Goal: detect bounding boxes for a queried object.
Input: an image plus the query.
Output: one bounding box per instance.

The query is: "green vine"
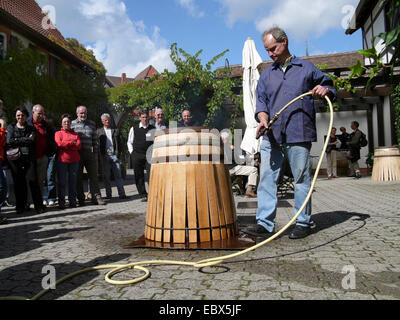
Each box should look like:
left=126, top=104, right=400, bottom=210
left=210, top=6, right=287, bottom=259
left=106, top=43, right=243, bottom=130
left=0, top=41, right=108, bottom=125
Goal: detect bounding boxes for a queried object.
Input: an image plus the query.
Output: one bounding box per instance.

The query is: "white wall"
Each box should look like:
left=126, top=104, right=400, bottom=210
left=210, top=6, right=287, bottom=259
left=312, top=110, right=369, bottom=169
left=363, top=4, right=394, bottom=65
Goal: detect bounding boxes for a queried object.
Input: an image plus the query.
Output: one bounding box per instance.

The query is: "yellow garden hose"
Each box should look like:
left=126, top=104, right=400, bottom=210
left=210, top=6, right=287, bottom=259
left=1, top=91, right=334, bottom=300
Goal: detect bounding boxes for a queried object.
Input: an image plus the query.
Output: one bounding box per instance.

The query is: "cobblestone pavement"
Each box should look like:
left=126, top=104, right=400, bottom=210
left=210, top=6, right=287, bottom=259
left=0, top=170, right=399, bottom=301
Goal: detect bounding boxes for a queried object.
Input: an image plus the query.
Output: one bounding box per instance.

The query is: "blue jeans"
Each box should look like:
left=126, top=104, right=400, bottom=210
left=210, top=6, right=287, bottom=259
left=43, top=155, right=57, bottom=202
left=102, top=154, right=126, bottom=197
left=0, top=159, right=7, bottom=211
left=57, top=161, right=79, bottom=205
left=256, top=140, right=313, bottom=232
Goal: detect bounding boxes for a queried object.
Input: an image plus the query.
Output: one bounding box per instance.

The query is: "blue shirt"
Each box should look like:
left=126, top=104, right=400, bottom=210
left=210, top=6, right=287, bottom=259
left=255, top=56, right=336, bottom=144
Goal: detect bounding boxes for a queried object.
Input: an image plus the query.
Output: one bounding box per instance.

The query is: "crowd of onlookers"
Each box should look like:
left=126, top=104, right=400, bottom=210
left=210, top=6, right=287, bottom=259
left=0, top=100, right=204, bottom=225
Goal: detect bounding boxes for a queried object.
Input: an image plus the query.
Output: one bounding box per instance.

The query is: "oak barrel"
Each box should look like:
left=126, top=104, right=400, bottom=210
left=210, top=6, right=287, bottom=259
left=371, top=146, right=400, bottom=181
left=145, top=127, right=237, bottom=244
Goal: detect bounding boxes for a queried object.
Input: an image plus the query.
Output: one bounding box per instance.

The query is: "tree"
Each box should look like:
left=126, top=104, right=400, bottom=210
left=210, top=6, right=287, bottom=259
left=107, top=43, right=243, bottom=129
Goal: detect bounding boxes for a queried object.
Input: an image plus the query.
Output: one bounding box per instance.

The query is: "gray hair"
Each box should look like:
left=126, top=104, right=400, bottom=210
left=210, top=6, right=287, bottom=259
left=262, top=26, right=288, bottom=43
left=76, top=106, right=87, bottom=112
left=32, top=104, right=44, bottom=112
left=101, top=113, right=111, bottom=120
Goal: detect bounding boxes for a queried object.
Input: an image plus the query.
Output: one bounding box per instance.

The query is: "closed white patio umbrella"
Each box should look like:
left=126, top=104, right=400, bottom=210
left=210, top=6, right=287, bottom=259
left=240, top=37, right=263, bottom=155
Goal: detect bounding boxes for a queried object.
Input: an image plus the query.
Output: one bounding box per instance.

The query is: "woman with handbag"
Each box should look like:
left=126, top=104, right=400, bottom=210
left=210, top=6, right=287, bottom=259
left=6, top=108, right=45, bottom=214
left=55, top=114, right=81, bottom=209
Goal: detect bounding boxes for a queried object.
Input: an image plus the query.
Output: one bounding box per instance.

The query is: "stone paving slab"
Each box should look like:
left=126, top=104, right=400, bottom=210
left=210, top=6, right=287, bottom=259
left=0, top=171, right=400, bottom=301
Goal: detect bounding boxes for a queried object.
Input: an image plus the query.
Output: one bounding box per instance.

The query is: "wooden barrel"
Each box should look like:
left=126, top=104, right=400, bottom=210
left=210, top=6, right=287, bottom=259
left=371, top=146, right=400, bottom=181
left=145, top=127, right=237, bottom=244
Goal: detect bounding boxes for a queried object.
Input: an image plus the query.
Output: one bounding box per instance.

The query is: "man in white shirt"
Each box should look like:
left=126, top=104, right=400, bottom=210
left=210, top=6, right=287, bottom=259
left=97, top=113, right=127, bottom=200
left=127, top=111, right=155, bottom=201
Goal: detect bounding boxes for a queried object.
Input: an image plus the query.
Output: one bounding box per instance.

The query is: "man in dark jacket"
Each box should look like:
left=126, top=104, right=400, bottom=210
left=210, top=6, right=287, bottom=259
left=346, top=121, right=362, bottom=179
left=30, top=104, right=56, bottom=207
left=97, top=113, right=127, bottom=199
left=127, top=111, right=155, bottom=202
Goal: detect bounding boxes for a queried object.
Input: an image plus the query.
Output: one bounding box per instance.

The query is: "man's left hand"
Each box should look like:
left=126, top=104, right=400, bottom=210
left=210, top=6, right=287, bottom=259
left=312, top=85, right=329, bottom=99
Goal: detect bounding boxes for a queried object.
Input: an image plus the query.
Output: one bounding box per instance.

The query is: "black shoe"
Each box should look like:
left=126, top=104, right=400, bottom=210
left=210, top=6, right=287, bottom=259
left=243, top=224, right=274, bottom=238
left=78, top=200, right=86, bottom=207
left=141, top=196, right=148, bottom=202
left=289, top=225, right=312, bottom=239
left=0, top=217, right=8, bottom=225
left=119, top=195, right=128, bottom=200
left=354, top=172, right=361, bottom=179
left=35, top=207, right=45, bottom=214
left=69, top=203, right=77, bottom=208
left=58, top=204, right=66, bottom=210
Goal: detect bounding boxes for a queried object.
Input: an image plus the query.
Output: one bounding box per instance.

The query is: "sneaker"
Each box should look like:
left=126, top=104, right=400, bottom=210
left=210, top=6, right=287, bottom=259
left=94, top=196, right=106, bottom=205
left=48, top=200, right=55, bottom=206
left=141, top=195, right=148, bottom=202
left=355, top=172, right=361, bottom=179
left=0, top=217, right=7, bottom=225
left=43, top=200, right=48, bottom=206
left=289, top=225, right=312, bottom=239
left=243, top=224, right=274, bottom=238
left=4, top=200, right=13, bottom=207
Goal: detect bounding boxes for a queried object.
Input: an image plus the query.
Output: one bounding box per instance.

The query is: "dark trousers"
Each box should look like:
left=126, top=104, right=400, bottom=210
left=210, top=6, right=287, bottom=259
left=132, top=152, right=150, bottom=196
left=57, top=161, right=79, bottom=206
left=0, top=159, right=7, bottom=210
left=77, top=149, right=101, bottom=202
left=8, top=156, right=43, bottom=211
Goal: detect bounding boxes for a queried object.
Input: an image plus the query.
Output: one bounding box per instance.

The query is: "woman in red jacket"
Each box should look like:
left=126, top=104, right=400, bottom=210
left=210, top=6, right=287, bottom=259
left=55, top=114, right=81, bottom=209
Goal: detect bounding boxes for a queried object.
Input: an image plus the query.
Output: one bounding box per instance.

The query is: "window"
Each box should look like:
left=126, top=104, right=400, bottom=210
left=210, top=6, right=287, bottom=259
left=49, top=55, right=61, bottom=78
left=0, top=33, right=6, bottom=60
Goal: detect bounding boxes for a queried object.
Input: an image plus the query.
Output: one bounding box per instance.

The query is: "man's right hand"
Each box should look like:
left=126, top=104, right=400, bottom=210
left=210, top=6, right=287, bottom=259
left=256, top=112, right=270, bottom=138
